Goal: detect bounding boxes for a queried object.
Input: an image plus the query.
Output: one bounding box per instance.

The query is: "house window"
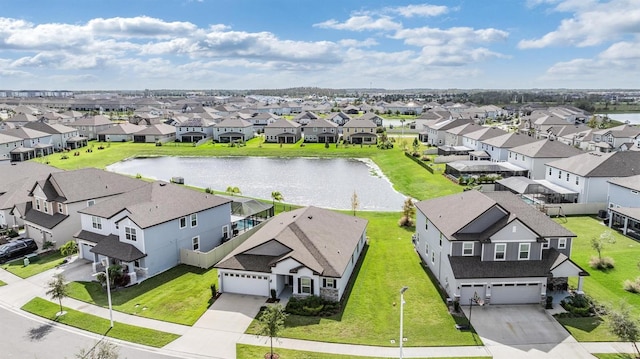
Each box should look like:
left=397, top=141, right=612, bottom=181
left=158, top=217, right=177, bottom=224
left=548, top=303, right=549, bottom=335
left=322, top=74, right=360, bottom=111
left=439, top=233, right=443, bottom=246
left=36, top=199, right=41, bottom=211
left=425, top=243, right=429, bottom=256
left=87, top=199, right=95, bottom=207
left=558, top=170, right=562, bottom=179
left=300, top=278, right=312, bottom=294
left=518, top=243, right=530, bottom=260
left=576, top=177, right=579, bottom=185
left=190, top=213, right=197, bottom=227
left=58, top=203, right=64, bottom=214
left=558, top=238, right=567, bottom=249
left=125, top=227, right=137, bottom=241
left=222, top=225, right=229, bottom=240
left=92, top=216, right=102, bottom=230
left=431, top=251, right=435, bottom=263
left=192, top=236, right=200, bottom=251
left=425, top=220, right=428, bottom=230
left=179, top=217, right=187, bottom=229
left=462, top=242, right=474, bottom=256
left=323, top=278, right=336, bottom=288
left=542, top=241, right=550, bottom=249
left=495, top=243, right=506, bottom=260
left=566, top=173, right=570, bottom=181
left=43, top=202, right=48, bottom=213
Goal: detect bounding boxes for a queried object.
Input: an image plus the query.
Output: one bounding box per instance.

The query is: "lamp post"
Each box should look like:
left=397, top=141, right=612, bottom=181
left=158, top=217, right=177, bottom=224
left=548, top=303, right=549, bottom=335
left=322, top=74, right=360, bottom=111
left=92, top=257, right=114, bottom=328
left=399, top=286, right=409, bottom=359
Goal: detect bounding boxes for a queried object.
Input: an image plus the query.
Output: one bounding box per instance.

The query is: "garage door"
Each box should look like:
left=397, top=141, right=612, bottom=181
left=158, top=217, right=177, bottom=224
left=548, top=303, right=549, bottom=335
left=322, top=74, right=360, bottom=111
left=80, top=243, right=94, bottom=260
left=490, top=282, right=541, bottom=304
left=221, top=272, right=270, bottom=297
left=460, top=284, right=486, bottom=306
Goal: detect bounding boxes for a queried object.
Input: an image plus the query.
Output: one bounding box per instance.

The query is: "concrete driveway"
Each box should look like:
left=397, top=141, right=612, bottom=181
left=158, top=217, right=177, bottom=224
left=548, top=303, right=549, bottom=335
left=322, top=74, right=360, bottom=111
left=164, top=293, right=266, bottom=359
left=464, top=304, right=595, bottom=358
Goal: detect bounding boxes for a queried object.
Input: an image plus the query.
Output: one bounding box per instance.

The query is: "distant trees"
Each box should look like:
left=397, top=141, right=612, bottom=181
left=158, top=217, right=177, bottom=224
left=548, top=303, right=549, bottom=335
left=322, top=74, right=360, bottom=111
left=226, top=186, right=241, bottom=196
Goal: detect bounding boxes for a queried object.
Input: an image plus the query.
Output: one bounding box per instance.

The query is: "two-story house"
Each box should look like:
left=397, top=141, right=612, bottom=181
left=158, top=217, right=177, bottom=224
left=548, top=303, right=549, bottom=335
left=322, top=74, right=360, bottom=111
left=607, top=175, right=640, bottom=238
left=13, top=168, right=147, bottom=249
left=414, top=190, right=588, bottom=305
left=2, top=127, right=55, bottom=161
left=74, top=181, right=231, bottom=283
left=133, top=124, right=176, bottom=143
left=175, top=117, right=215, bottom=143
left=213, top=118, right=254, bottom=143
left=68, top=115, right=114, bottom=140
left=478, top=132, right=536, bottom=162
left=342, top=119, right=377, bottom=145
left=303, top=119, right=338, bottom=143
left=590, top=124, right=640, bottom=153
left=23, top=122, right=83, bottom=151
left=216, top=206, right=367, bottom=301
left=327, top=112, right=351, bottom=126
left=0, top=133, right=24, bottom=162
left=507, top=139, right=583, bottom=180
left=264, top=118, right=302, bottom=144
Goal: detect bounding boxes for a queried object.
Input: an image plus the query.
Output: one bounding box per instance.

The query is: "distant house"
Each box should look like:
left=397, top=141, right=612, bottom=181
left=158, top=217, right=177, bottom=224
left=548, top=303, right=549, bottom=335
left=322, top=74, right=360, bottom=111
left=507, top=139, right=583, bottom=180
left=478, top=132, right=536, bottom=162
left=293, top=111, right=320, bottom=126
left=68, top=115, right=114, bottom=140
left=356, top=112, right=384, bottom=127
left=0, top=133, right=24, bottom=162
left=175, top=118, right=215, bottom=143
left=133, top=124, right=176, bottom=143
left=414, top=190, right=588, bottom=305
left=303, top=119, right=338, bottom=143
left=98, top=123, right=146, bottom=142
left=23, top=122, right=84, bottom=151
left=213, top=118, right=254, bottom=143
left=75, top=181, right=232, bottom=283
left=327, top=112, right=351, bottom=126
left=342, top=119, right=377, bottom=145
left=590, top=124, right=640, bottom=153
left=264, top=118, right=302, bottom=144
left=216, top=206, right=368, bottom=301
left=2, top=127, right=55, bottom=161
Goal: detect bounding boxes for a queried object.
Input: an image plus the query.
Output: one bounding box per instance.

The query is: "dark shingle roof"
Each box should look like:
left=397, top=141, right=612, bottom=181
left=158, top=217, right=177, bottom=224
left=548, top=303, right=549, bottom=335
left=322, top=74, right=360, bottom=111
left=509, top=139, right=583, bottom=158
left=90, top=235, right=146, bottom=262
left=21, top=202, right=68, bottom=229
left=547, top=151, right=640, bottom=177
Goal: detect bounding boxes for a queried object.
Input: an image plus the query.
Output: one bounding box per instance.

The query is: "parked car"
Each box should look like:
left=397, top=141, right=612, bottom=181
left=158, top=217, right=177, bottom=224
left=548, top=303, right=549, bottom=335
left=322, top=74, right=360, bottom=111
left=0, top=238, right=38, bottom=263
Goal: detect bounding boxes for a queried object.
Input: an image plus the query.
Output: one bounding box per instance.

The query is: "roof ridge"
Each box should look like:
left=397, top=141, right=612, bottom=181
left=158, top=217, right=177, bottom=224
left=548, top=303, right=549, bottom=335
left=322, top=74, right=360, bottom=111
left=288, top=219, right=335, bottom=276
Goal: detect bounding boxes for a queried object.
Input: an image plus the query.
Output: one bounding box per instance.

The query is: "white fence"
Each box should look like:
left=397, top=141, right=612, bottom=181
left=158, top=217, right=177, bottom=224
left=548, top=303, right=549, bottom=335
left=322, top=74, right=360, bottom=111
left=542, top=202, right=606, bottom=216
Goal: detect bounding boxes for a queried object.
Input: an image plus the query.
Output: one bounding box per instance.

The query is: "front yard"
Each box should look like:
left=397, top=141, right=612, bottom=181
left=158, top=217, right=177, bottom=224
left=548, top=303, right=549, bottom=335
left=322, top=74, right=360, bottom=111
left=554, top=216, right=640, bottom=341
left=246, top=212, right=479, bottom=347
left=2, top=251, right=66, bottom=278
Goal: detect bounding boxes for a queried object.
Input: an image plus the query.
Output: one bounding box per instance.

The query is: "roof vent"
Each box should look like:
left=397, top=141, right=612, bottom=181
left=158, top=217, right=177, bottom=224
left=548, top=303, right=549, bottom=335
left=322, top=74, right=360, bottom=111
left=308, top=216, right=313, bottom=220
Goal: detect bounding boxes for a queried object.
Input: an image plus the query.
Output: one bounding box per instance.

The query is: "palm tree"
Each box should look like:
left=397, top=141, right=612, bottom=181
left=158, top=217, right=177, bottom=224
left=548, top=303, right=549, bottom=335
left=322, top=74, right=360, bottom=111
left=226, top=186, right=241, bottom=196
left=271, top=191, right=284, bottom=212
left=46, top=273, right=69, bottom=316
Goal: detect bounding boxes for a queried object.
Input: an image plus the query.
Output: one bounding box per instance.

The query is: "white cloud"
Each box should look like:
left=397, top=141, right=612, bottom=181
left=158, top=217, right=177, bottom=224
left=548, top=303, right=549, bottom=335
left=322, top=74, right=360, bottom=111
left=388, top=4, right=450, bottom=18
left=87, top=16, right=197, bottom=38
left=518, top=0, right=640, bottom=48
left=313, top=16, right=401, bottom=32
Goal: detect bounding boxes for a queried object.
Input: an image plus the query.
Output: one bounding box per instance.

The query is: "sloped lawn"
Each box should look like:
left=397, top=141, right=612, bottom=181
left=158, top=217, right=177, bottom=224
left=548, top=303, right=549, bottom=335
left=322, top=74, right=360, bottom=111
left=66, top=264, right=217, bottom=325
left=246, top=212, right=479, bottom=347
left=554, top=216, right=640, bottom=341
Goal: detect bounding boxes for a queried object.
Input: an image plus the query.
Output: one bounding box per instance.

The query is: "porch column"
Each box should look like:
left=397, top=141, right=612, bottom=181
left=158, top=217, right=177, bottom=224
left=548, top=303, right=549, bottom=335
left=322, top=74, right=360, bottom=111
left=608, top=212, right=613, bottom=228
left=577, top=276, right=585, bottom=295
left=623, top=217, right=629, bottom=235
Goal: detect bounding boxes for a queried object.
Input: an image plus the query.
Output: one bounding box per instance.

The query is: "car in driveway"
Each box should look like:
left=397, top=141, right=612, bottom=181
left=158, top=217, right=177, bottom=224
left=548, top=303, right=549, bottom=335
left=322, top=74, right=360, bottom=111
left=0, top=238, right=38, bottom=263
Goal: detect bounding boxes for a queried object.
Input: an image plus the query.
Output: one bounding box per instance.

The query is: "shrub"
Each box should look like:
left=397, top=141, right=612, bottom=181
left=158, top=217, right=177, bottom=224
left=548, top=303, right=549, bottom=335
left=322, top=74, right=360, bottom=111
left=623, top=277, right=640, bottom=293
left=205, top=187, right=213, bottom=194
left=285, top=296, right=340, bottom=317
left=398, top=215, right=414, bottom=227
left=560, top=294, right=597, bottom=317
left=589, top=256, right=615, bottom=270
left=210, top=284, right=217, bottom=297
left=546, top=295, right=553, bottom=309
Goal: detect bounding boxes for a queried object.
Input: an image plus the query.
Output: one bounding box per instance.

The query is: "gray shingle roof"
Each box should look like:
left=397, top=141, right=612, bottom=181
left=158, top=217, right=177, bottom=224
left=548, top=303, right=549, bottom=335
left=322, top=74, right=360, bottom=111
left=90, top=235, right=146, bottom=262
left=21, top=202, right=68, bottom=229
left=547, top=151, right=640, bottom=177
left=265, top=118, right=301, bottom=128
left=509, top=139, right=583, bottom=158
left=0, top=162, right=62, bottom=210
left=608, top=174, right=640, bottom=191
left=481, top=132, right=536, bottom=148
left=217, top=206, right=367, bottom=277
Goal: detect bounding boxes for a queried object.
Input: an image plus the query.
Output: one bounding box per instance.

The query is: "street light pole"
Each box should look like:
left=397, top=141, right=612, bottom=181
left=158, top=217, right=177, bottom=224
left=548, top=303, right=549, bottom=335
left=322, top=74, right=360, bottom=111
left=93, top=257, right=114, bottom=328
left=400, top=286, right=409, bottom=359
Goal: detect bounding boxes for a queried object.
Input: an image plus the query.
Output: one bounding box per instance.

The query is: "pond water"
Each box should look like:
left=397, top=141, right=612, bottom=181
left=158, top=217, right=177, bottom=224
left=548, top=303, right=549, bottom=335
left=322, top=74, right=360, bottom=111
left=106, top=156, right=407, bottom=211
left=597, top=113, right=640, bottom=125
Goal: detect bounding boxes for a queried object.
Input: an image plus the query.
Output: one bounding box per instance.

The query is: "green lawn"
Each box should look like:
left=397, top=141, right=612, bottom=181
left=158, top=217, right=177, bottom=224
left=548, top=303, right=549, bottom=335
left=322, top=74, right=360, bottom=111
left=1, top=251, right=66, bottom=278
left=554, top=216, right=640, bottom=341
left=555, top=316, right=618, bottom=342
left=66, top=264, right=217, bottom=325
left=237, top=344, right=491, bottom=359
left=247, top=212, right=479, bottom=347
left=22, top=297, right=179, bottom=347
left=0, top=280, right=6, bottom=286
left=594, top=354, right=636, bottom=359
left=39, top=139, right=461, bottom=201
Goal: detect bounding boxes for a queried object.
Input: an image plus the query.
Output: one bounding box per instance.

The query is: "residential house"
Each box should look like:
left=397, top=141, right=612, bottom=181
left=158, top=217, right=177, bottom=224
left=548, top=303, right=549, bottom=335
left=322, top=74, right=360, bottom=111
left=590, top=125, right=640, bottom=153
left=422, top=118, right=474, bottom=146
left=356, top=112, right=384, bottom=127
left=213, top=118, right=254, bottom=143
left=414, top=190, right=588, bottom=305
left=74, top=181, right=232, bottom=282
left=544, top=151, right=640, bottom=204
left=13, top=168, right=148, bottom=249
left=68, top=115, right=114, bottom=140
left=3, top=113, right=39, bottom=128
left=2, top=127, right=55, bottom=161
left=0, top=133, right=24, bottom=162
left=461, top=127, right=508, bottom=160
left=98, top=123, right=145, bottom=142
left=293, top=111, right=320, bottom=125
left=607, top=175, right=640, bottom=238
left=327, top=112, right=351, bottom=126
left=23, top=121, right=85, bottom=151
left=444, top=123, right=484, bottom=147
left=216, top=206, right=368, bottom=301
left=0, top=162, right=62, bottom=229
left=342, top=119, right=377, bottom=145
left=133, top=124, right=176, bottom=143
left=175, top=118, right=215, bottom=143
left=478, top=132, right=536, bottom=162
left=303, top=119, right=339, bottom=143
left=507, top=139, right=583, bottom=180
left=264, top=119, right=302, bottom=144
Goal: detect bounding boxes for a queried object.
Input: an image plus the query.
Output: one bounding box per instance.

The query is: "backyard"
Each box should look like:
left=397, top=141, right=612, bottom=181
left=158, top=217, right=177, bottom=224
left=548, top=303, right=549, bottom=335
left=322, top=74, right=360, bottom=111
left=553, top=216, right=640, bottom=341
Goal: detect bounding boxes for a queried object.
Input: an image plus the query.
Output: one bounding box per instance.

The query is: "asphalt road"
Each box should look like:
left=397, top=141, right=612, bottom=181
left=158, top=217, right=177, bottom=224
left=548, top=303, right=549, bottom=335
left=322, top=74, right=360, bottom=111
left=0, top=306, right=190, bottom=359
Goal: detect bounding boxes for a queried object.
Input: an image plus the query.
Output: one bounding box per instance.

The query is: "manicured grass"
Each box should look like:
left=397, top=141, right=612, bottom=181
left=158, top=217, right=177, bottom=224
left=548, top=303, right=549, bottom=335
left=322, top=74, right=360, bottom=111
left=555, top=316, right=618, bottom=342
left=237, top=344, right=491, bottom=359
left=594, top=354, right=636, bottom=359
left=0, top=280, right=6, bottom=286
left=39, top=139, right=461, bottom=201
left=66, top=264, right=217, bottom=325
left=22, top=297, right=179, bottom=347
left=247, top=212, right=479, bottom=347
left=1, top=251, right=66, bottom=278
left=554, top=216, right=640, bottom=341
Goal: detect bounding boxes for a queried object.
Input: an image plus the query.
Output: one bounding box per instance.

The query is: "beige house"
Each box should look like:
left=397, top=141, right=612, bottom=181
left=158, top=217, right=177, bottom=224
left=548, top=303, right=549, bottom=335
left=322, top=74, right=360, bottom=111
left=264, top=118, right=301, bottom=143
left=342, top=119, right=377, bottom=145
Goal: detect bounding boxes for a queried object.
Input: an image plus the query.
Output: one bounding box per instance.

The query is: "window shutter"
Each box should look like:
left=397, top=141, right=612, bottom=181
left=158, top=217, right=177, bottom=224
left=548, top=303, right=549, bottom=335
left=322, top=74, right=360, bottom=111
left=310, top=279, right=314, bottom=295
left=297, top=278, right=301, bottom=294
left=322, top=278, right=326, bottom=287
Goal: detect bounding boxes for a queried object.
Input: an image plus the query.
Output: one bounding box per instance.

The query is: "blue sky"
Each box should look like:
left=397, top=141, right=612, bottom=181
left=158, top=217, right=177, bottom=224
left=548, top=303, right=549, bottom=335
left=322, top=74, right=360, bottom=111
left=0, top=0, right=638, bottom=90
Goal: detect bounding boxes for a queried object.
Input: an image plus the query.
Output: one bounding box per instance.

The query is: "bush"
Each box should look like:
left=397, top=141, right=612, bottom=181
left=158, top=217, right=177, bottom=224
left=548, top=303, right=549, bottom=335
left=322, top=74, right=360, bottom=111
left=623, top=277, right=640, bottom=293
left=398, top=215, right=414, bottom=227
left=589, top=256, right=615, bottom=270
left=560, top=294, right=597, bottom=317
left=205, top=187, right=213, bottom=194
left=285, top=296, right=340, bottom=317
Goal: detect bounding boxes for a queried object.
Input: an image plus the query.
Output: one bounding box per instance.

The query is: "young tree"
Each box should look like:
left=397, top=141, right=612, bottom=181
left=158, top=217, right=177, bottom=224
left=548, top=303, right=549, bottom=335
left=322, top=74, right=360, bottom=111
left=351, top=190, right=359, bottom=216
left=75, top=340, right=120, bottom=359
left=608, top=304, right=640, bottom=358
left=398, top=198, right=415, bottom=227
left=46, top=273, right=69, bottom=316
left=412, top=137, right=420, bottom=154
left=589, top=230, right=616, bottom=269
left=257, top=305, right=287, bottom=359
left=271, top=191, right=284, bottom=211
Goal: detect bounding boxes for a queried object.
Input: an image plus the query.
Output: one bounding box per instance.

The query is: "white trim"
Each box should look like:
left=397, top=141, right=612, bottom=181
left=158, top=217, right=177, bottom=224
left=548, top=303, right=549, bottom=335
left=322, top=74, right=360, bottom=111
left=518, top=243, right=530, bottom=260
left=494, top=243, right=506, bottom=261
left=462, top=242, right=474, bottom=256
left=558, top=238, right=567, bottom=249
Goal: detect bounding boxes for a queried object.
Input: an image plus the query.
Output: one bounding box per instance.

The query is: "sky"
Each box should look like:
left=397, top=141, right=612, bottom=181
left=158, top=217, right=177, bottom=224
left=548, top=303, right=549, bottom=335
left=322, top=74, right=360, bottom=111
left=0, top=0, right=639, bottom=90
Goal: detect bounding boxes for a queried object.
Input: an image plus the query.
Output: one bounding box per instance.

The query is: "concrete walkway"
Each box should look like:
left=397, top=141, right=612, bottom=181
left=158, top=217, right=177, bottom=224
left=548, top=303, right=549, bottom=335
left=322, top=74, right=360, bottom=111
left=1, top=259, right=638, bottom=359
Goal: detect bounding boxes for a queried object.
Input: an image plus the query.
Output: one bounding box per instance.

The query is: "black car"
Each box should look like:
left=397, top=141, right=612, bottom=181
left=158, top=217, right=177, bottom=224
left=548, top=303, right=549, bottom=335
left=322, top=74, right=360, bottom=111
left=0, top=238, right=38, bottom=263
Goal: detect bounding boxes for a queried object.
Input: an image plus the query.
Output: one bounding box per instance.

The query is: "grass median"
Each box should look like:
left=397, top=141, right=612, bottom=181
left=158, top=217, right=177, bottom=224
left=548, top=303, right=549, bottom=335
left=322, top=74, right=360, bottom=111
left=22, top=297, right=179, bottom=347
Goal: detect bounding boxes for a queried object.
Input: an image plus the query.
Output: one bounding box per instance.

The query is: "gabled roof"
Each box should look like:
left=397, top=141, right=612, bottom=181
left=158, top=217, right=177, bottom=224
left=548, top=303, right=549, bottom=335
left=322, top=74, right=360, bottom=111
left=509, top=139, right=583, bottom=158
left=305, top=119, right=338, bottom=129
left=547, top=151, right=640, bottom=177
left=2, top=127, right=51, bottom=139
left=71, top=115, right=113, bottom=126
left=216, top=118, right=253, bottom=128
left=20, top=202, right=68, bottom=229
left=481, top=132, right=536, bottom=148
left=0, top=162, right=62, bottom=210
left=265, top=118, right=301, bottom=129
left=0, top=132, right=23, bottom=144
left=23, top=122, right=77, bottom=135
left=98, top=123, right=145, bottom=135
left=90, top=235, right=146, bottom=262
left=463, top=127, right=507, bottom=141
left=217, top=206, right=367, bottom=277
left=134, top=124, right=176, bottom=135
left=343, top=119, right=376, bottom=128
left=79, top=181, right=231, bottom=229
left=608, top=174, right=640, bottom=191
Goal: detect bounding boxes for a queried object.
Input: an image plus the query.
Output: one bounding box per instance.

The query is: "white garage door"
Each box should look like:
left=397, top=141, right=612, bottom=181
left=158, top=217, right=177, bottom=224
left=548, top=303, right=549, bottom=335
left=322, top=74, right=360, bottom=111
left=459, top=284, right=486, bottom=306
left=221, top=272, right=270, bottom=297
left=490, top=282, right=541, bottom=304
left=80, top=243, right=94, bottom=260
